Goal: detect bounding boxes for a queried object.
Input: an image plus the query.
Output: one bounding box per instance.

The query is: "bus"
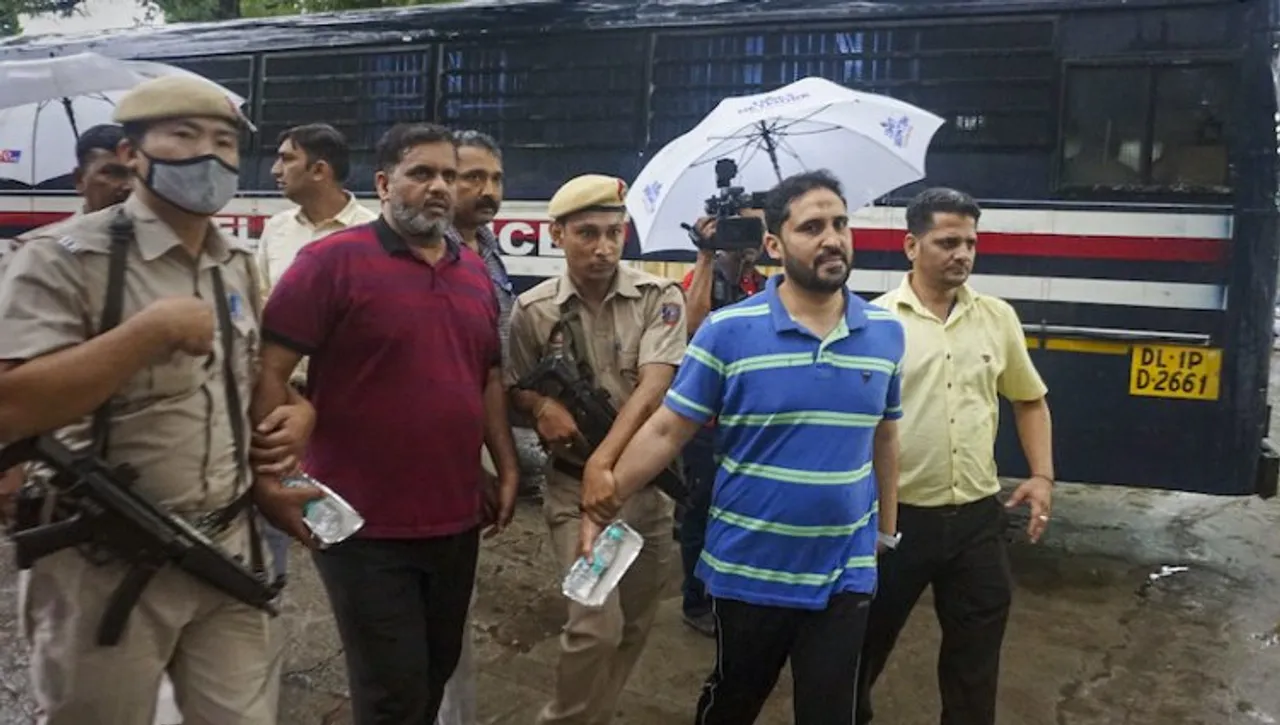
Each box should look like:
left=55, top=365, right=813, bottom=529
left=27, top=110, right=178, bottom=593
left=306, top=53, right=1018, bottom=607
left=1, top=0, right=1277, bottom=497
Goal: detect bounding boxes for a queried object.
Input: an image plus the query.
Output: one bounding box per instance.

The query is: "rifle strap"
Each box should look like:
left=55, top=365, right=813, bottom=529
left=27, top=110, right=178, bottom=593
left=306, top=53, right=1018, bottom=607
left=210, top=268, right=269, bottom=586
left=97, top=559, right=161, bottom=646
left=558, top=305, right=596, bottom=383
left=90, top=209, right=133, bottom=458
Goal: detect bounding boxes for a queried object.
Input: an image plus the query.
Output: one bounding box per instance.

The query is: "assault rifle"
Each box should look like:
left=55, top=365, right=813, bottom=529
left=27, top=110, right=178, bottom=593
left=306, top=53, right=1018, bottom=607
left=515, top=351, right=688, bottom=504
left=0, top=435, right=281, bottom=646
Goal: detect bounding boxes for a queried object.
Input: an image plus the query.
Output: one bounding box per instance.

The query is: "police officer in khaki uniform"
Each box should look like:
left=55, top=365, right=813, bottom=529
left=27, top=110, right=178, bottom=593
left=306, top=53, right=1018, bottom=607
left=505, top=174, right=687, bottom=725
left=0, top=75, right=319, bottom=725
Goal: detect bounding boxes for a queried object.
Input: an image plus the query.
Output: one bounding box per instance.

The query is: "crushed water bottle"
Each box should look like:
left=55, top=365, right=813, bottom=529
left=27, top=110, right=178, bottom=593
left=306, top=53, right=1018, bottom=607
left=562, top=521, right=644, bottom=607
left=281, top=472, right=365, bottom=546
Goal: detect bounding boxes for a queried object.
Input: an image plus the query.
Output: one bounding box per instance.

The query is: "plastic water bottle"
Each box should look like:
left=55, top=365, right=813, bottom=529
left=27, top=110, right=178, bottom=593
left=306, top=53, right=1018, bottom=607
left=562, top=521, right=644, bottom=607
left=281, top=472, right=364, bottom=545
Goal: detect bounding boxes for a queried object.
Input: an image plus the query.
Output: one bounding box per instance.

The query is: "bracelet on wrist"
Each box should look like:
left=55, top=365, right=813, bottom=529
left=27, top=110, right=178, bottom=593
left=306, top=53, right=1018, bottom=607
left=1030, top=473, right=1055, bottom=486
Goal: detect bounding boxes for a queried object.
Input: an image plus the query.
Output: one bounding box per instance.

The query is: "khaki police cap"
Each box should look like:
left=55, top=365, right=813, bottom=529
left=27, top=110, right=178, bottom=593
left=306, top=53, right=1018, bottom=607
left=113, top=75, right=254, bottom=130
left=548, top=174, right=628, bottom=221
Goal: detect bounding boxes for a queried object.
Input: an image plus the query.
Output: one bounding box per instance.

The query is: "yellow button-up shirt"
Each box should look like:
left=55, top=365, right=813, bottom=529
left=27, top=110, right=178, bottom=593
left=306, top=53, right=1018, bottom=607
left=874, top=276, right=1047, bottom=507
left=256, top=193, right=377, bottom=297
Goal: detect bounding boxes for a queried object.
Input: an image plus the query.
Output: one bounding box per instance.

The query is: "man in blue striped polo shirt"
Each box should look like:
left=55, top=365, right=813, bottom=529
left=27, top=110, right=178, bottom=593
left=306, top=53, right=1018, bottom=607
left=580, top=170, right=904, bottom=724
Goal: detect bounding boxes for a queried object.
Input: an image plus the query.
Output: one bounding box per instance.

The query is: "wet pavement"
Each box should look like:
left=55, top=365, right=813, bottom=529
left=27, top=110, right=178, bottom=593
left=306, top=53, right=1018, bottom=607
left=3, top=373, right=1280, bottom=724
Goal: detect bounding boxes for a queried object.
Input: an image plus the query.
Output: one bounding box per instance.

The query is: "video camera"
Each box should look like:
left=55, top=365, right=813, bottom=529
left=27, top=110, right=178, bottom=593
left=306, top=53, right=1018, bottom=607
left=691, top=158, right=768, bottom=251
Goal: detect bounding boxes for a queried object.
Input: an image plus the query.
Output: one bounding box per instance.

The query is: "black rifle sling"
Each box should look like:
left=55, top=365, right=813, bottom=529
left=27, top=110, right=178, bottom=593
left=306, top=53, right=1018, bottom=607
left=209, top=267, right=270, bottom=585
left=91, top=209, right=133, bottom=457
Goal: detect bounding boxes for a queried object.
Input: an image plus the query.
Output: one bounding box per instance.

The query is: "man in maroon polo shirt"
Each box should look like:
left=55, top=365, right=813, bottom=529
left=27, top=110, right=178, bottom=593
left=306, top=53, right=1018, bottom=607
left=252, top=121, right=521, bottom=724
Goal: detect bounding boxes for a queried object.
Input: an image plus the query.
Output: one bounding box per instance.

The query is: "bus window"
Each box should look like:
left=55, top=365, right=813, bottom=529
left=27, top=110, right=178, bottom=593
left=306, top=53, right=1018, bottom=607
left=767, top=20, right=1056, bottom=151
left=438, top=34, right=647, bottom=198
left=258, top=48, right=433, bottom=192
left=1060, top=63, right=1233, bottom=193
left=650, top=32, right=768, bottom=148
left=1150, top=66, right=1231, bottom=192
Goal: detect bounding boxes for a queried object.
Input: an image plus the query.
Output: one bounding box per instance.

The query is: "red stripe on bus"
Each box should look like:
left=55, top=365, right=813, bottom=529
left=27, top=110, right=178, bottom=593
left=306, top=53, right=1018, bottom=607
left=0, top=212, right=1225, bottom=263
left=849, top=229, right=1225, bottom=263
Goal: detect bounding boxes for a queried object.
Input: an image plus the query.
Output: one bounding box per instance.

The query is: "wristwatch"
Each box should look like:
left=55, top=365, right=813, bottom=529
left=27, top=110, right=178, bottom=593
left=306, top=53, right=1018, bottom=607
left=877, top=531, right=902, bottom=550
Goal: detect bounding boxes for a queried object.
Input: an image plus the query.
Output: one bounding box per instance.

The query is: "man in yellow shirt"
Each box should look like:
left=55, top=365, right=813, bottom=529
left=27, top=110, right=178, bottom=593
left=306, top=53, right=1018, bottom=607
left=857, top=187, right=1054, bottom=725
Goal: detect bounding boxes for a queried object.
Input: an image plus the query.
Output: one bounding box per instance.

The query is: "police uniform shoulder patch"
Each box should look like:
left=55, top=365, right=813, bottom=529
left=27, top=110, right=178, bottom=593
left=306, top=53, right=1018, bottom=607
left=661, top=302, right=681, bottom=326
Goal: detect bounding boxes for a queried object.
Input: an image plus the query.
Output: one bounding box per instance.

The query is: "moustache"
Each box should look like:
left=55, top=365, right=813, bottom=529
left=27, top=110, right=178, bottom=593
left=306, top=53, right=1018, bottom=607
left=475, top=197, right=499, bottom=211
left=816, top=252, right=850, bottom=267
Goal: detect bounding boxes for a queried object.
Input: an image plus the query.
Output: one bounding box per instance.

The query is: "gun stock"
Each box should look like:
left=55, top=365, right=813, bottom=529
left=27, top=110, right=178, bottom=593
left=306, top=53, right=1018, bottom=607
left=11, top=514, right=96, bottom=569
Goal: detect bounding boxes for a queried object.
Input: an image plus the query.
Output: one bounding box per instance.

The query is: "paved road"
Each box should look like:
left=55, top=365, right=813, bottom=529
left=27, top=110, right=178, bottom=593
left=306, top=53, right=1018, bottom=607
left=3, top=379, right=1280, bottom=723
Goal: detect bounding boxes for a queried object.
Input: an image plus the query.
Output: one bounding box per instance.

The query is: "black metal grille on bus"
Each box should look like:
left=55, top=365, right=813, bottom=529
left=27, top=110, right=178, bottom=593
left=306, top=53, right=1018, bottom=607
left=649, top=21, right=1056, bottom=153
left=165, top=55, right=255, bottom=109
left=257, top=49, right=432, bottom=192
left=438, top=34, right=648, bottom=198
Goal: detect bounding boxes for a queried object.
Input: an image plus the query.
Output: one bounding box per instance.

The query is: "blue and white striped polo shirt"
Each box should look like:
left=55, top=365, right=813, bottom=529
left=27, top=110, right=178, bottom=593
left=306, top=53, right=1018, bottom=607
left=664, top=274, right=905, bottom=610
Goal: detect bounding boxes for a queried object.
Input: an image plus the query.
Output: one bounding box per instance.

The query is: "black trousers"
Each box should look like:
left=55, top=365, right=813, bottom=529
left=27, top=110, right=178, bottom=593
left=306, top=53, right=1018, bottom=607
left=856, top=496, right=1013, bottom=725
left=312, top=528, right=481, bottom=725
left=695, top=592, right=872, bottom=725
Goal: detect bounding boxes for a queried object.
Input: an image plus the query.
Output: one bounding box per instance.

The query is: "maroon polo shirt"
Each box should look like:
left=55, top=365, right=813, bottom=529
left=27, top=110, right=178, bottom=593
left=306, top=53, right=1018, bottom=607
left=262, top=217, right=500, bottom=539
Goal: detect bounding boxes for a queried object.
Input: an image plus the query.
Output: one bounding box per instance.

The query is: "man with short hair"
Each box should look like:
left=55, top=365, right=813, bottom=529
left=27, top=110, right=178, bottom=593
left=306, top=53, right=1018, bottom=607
left=505, top=174, right=687, bottom=725
left=856, top=187, right=1055, bottom=725
left=70, top=123, right=133, bottom=215
left=0, top=124, right=131, bottom=271
left=255, top=121, right=522, bottom=724
left=258, top=123, right=376, bottom=296
left=582, top=170, right=904, bottom=725
left=0, top=75, right=318, bottom=725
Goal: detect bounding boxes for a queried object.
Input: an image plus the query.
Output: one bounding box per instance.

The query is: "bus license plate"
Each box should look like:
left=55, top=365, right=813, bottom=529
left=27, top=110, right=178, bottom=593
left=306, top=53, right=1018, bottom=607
left=1128, top=345, right=1222, bottom=401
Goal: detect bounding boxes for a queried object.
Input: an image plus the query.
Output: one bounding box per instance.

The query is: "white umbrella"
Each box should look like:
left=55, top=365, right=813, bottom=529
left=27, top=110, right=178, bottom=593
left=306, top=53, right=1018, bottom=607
left=0, top=53, right=249, bottom=186
left=627, top=76, right=946, bottom=253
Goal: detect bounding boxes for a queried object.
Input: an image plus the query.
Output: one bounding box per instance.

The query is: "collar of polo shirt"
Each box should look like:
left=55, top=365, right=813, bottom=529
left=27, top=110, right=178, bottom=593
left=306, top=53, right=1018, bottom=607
left=374, top=216, right=461, bottom=260
left=762, top=273, right=868, bottom=336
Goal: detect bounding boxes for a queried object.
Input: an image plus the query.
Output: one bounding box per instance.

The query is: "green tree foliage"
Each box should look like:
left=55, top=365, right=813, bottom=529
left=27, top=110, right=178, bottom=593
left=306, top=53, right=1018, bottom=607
left=0, top=0, right=82, bottom=36
left=0, top=0, right=454, bottom=35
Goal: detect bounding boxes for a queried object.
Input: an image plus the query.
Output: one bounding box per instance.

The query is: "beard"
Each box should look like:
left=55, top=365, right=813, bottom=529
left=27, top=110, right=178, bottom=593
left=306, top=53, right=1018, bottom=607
left=784, top=248, right=851, bottom=294
left=390, top=197, right=450, bottom=242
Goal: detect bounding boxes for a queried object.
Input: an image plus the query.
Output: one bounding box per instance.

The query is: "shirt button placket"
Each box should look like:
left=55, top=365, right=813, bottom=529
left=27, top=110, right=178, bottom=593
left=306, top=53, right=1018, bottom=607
left=945, top=342, right=960, bottom=493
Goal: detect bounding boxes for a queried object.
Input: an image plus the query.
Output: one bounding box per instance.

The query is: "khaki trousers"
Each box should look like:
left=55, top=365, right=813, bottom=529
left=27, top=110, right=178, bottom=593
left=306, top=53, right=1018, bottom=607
left=536, top=468, right=673, bottom=725
left=20, top=534, right=285, bottom=725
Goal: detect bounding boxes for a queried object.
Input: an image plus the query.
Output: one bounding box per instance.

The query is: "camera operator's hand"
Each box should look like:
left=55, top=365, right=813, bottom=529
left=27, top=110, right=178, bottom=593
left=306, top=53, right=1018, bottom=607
left=682, top=216, right=718, bottom=252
